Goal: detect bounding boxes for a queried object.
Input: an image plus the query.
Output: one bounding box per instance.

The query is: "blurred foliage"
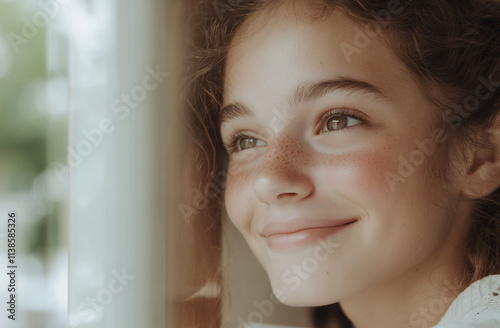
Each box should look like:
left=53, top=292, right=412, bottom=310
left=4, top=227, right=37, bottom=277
left=0, top=1, right=49, bottom=193
left=0, top=1, right=68, bottom=266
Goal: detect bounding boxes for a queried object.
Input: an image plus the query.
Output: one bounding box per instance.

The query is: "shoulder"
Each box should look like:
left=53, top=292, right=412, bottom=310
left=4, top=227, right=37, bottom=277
left=434, top=274, right=500, bottom=328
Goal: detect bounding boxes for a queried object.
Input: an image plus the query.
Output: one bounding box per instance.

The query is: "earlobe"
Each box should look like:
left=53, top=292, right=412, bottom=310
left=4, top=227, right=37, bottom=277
left=463, top=116, right=500, bottom=199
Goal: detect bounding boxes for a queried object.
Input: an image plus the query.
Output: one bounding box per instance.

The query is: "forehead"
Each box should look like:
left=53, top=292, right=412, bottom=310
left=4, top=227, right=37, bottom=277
left=223, top=5, right=420, bottom=112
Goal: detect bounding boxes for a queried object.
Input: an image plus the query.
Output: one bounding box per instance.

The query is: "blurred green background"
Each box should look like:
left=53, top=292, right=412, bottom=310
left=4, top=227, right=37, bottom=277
left=0, top=0, right=68, bottom=326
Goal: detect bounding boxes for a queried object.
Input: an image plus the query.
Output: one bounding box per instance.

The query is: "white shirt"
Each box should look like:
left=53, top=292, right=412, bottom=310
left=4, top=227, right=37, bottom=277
left=433, top=274, right=500, bottom=328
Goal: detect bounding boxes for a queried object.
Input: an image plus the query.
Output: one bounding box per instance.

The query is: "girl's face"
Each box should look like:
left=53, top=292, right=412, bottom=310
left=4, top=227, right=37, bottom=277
left=221, top=6, right=470, bottom=306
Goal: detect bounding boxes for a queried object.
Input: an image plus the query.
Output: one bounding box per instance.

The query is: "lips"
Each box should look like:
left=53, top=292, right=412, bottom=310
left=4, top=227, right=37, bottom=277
left=262, top=218, right=357, bottom=237
left=262, top=218, right=357, bottom=251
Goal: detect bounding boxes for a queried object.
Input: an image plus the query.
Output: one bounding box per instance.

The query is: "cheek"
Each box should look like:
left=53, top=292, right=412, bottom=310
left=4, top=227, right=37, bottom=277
left=318, top=132, right=443, bottom=210
left=224, top=165, right=255, bottom=232
left=315, top=139, right=444, bottom=243
left=319, top=141, right=451, bottom=254
left=318, top=144, right=399, bottom=202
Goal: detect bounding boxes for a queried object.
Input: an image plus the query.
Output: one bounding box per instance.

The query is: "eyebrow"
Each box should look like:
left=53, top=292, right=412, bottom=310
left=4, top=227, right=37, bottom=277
left=219, top=77, right=388, bottom=125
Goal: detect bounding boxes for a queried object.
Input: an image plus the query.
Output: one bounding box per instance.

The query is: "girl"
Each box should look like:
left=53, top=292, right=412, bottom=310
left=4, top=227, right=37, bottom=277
left=182, top=0, right=500, bottom=327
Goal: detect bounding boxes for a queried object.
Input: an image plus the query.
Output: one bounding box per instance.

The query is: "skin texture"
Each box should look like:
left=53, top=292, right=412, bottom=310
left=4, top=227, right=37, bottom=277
left=220, top=4, right=480, bottom=328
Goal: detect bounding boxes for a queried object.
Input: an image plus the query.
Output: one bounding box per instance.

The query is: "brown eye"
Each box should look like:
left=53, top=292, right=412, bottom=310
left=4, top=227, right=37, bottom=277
left=322, top=113, right=363, bottom=133
left=238, top=137, right=266, bottom=151
left=325, top=115, right=347, bottom=131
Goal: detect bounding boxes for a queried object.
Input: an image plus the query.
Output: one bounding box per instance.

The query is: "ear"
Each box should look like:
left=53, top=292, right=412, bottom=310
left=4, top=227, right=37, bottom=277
left=463, top=114, right=500, bottom=199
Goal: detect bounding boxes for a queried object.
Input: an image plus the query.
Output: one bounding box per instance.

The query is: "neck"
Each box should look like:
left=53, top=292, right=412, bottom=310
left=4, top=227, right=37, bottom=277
left=340, top=264, right=466, bottom=328
left=340, top=222, right=471, bottom=328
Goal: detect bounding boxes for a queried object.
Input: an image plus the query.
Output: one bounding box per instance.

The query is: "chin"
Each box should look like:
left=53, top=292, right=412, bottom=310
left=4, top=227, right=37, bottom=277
left=268, top=276, right=345, bottom=307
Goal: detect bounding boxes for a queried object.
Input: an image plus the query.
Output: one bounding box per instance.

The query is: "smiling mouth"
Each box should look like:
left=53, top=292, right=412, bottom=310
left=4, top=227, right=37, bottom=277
left=264, top=219, right=357, bottom=251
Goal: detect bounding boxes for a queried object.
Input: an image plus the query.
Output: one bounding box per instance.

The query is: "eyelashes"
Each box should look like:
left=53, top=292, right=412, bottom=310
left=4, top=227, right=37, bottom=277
left=223, top=108, right=368, bottom=154
left=317, top=108, right=367, bottom=134
left=225, top=131, right=264, bottom=154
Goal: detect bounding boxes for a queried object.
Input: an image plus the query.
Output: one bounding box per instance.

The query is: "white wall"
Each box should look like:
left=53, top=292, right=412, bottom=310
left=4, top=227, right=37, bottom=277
left=67, top=0, right=168, bottom=327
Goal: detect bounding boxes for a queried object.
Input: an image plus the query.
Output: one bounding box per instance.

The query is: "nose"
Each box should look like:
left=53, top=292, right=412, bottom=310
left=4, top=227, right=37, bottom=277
left=252, top=136, right=314, bottom=204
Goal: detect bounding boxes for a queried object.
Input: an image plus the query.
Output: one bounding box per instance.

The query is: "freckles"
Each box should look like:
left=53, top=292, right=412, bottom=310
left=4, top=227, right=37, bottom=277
left=257, top=135, right=314, bottom=181
left=266, top=135, right=312, bottom=164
